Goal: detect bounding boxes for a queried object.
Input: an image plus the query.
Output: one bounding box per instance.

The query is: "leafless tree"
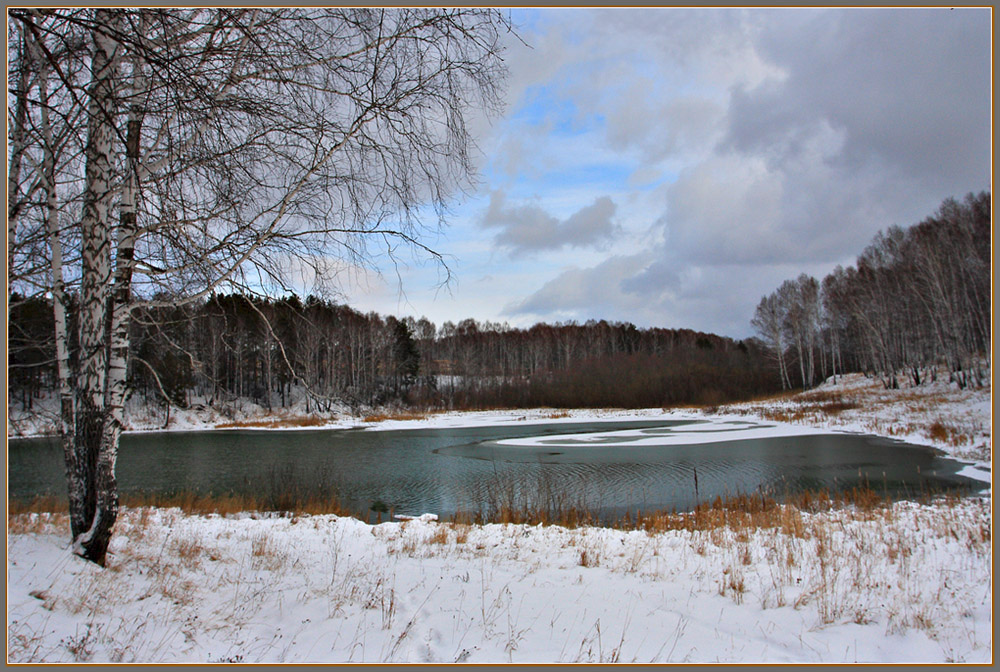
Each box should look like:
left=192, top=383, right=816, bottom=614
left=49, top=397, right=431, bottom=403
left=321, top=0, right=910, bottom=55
left=782, top=274, right=820, bottom=390
left=7, top=7, right=512, bottom=565
left=755, top=191, right=990, bottom=391
left=751, top=291, right=793, bottom=390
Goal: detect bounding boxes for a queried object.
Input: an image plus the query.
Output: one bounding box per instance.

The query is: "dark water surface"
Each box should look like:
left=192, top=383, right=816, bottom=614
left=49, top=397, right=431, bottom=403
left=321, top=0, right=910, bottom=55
left=7, top=419, right=983, bottom=520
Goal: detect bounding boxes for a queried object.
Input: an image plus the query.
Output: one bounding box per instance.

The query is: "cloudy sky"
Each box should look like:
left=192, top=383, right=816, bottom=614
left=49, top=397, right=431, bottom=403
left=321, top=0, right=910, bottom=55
left=344, top=7, right=991, bottom=339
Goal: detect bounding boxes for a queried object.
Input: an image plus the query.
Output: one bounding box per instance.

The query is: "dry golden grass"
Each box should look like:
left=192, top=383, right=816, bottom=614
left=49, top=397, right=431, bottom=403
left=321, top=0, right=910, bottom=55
left=8, top=489, right=354, bottom=522
left=120, top=491, right=349, bottom=517
left=7, top=495, right=68, bottom=515
left=752, top=397, right=859, bottom=424
left=924, top=420, right=971, bottom=447
left=461, top=502, right=601, bottom=530
left=215, top=414, right=329, bottom=429
left=427, top=525, right=450, bottom=545
left=362, top=410, right=434, bottom=423
left=249, top=530, right=289, bottom=571
left=433, top=484, right=904, bottom=539
left=171, top=536, right=206, bottom=565
left=250, top=531, right=273, bottom=557
left=7, top=510, right=70, bottom=535
left=622, top=486, right=891, bottom=538
left=451, top=523, right=471, bottom=545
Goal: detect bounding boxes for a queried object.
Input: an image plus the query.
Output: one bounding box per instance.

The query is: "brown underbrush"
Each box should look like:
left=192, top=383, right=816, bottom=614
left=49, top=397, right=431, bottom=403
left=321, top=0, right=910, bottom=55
left=7, top=474, right=969, bottom=544
left=215, top=414, right=329, bottom=429
left=632, top=486, right=889, bottom=538
left=8, top=489, right=351, bottom=520
left=924, top=420, right=971, bottom=447
left=362, top=410, right=434, bottom=423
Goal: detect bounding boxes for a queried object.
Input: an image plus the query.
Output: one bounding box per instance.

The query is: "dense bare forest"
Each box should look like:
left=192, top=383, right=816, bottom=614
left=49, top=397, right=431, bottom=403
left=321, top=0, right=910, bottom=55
left=9, top=293, right=778, bottom=413
left=753, top=191, right=991, bottom=391
left=9, top=192, right=991, bottom=418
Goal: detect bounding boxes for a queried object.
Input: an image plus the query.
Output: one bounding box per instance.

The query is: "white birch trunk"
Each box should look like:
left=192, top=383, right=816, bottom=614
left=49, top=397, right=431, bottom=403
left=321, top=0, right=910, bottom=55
left=7, top=27, right=30, bottom=248
left=98, top=9, right=147, bottom=524
left=73, top=9, right=121, bottom=565
left=29, top=28, right=81, bottom=523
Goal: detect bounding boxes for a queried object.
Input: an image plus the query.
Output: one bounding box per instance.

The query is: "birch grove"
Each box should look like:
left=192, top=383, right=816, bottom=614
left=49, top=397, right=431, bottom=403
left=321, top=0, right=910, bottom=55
left=752, top=191, right=991, bottom=391
left=6, top=7, right=510, bottom=564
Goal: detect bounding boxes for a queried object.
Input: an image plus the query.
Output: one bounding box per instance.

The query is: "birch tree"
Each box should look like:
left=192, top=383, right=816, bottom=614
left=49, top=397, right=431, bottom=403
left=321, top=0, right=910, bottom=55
left=751, top=291, right=793, bottom=390
left=782, top=274, right=820, bottom=390
left=754, top=192, right=990, bottom=390
left=7, top=7, right=511, bottom=565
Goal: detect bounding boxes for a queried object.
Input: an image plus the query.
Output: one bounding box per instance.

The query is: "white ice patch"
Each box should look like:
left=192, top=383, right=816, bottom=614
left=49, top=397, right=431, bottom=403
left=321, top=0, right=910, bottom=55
left=956, top=463, right=992, bottom=485
left=495, top=418, right=832, bottom=448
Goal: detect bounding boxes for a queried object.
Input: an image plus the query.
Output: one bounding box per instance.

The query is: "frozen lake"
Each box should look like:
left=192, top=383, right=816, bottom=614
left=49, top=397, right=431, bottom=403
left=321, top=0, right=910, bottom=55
left=8, top=418, right=983, bottom=520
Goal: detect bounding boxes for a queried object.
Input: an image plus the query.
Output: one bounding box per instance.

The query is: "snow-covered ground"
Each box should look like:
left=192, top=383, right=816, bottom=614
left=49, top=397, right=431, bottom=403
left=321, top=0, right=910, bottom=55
left=6, top=371, right=993, bottom=663
left=6, top=499, right=992, bottom=663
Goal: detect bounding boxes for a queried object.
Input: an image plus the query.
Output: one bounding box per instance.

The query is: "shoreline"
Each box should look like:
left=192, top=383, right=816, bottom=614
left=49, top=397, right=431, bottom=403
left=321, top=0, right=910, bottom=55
left=8, top=372, right=992, bottom=486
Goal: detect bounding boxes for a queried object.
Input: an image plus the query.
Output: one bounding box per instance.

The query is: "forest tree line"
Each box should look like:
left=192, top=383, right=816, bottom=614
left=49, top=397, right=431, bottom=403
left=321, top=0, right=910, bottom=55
left=752, top=191, right=991, bottom=391
left=9, top=294, right=781, bottom=414
left=9, top=191, right=990, bottom=416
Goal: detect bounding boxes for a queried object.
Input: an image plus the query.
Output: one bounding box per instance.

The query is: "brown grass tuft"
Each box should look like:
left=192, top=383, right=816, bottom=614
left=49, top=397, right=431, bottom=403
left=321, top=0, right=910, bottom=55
left=7, top=511, right=70, bottom=535
left=362, top=410, right=432, bottom=423
left=427, top=525, right=449, bottom=545
left=215, top=414, right=329, bottom=429
left=924, top=420, right=970, bottom=447
left=452, top=523, right=471, bottom=544
left=172, top=536, right=205, bottom=563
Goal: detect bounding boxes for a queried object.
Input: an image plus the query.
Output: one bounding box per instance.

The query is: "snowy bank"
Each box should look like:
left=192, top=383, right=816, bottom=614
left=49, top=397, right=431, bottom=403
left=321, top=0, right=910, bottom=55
left=7, top=499, right=991, bottom=663
left=712, top=372, right=992, bottom=485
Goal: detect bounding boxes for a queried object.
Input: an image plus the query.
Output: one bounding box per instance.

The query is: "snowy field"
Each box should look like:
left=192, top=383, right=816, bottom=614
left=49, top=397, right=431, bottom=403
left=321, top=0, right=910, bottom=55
left=7, top=499, right=992, bottom=663
left=6, top=372, right=993, bottom=663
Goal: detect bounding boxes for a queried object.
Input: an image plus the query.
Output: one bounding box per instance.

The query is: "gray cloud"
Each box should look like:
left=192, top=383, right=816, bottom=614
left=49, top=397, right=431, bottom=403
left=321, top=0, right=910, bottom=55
left=502, top=250, right=814, bottom=337
left=620, top=258, right=681, bottom=297
left=503, top=253, right=653, bottom=320
left=723, top=8, right=991, bottom=188
left=481, top=191, right=618, bottom=256
left=658, top=7, right=992, bottom=269
left=475, top=9, right=991, bottom=337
